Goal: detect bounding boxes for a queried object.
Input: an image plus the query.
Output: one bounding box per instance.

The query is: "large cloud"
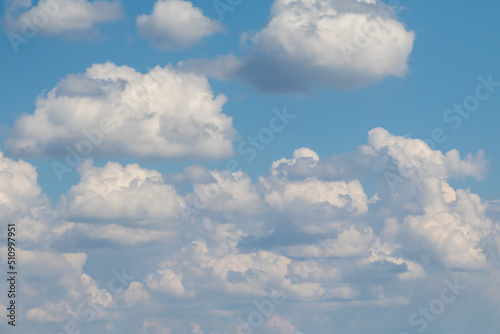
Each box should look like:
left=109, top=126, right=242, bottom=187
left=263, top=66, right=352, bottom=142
left=179, top=0, right=415, bottom=92
left=5, top=62, right=236, bottom=159
left=3, top=0, right=123, bottom=37
left=137, top=0, right=224, bottom=50
left=2, top=129, right=499, bottom=334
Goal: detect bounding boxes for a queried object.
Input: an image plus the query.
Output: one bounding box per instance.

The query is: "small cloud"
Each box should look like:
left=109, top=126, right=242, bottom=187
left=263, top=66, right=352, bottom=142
left=137, top=0, right=224, bottom=50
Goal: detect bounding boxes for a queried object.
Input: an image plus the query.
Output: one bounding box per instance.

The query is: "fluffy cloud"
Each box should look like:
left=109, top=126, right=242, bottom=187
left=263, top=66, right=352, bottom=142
left=59, top=160, right=182, bottom=224
left=363, top=127, right=488, bottom=181
left=0, top=151, right=55, bottom=250
left=137, top=0, right=223, bottom=50
left=122, top=281, right=150, bottom=306
left=145, top=268, right=187, bottom=295
left=53, top=160, right=185, bottom=248
left=263, top=178, right=368, bottom=215
left=3, top=0, right=123, bottom=37
left=0, top=248, right=108, bottom=324
left=403, top=178, right=492, bottom=270
left=2, top=128, right=499, bottom=334
left=5, top=62, right=235, bottom=159
left=0, top=151, right=47, bottom=219
left=179, top=0, right=415, bottom=92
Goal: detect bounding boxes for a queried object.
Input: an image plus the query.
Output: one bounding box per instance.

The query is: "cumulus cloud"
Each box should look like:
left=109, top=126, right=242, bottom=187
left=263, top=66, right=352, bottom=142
left=3, top=128, right=499, bottom=334
left=362, top=127, right=488, bottom=181
left=5, top=62, right=235, bottom=159
left=122, top=281, right=150, bottom=306
left=26, top=300, right=72, bottom=323
left=0, top=151, right=56, bottom=251
left=3, top=0, right=123, bottom=37
left=59, top=160, right=182, bottom=224
left=53, top=160, right=186, bottom=248
left=0, top=248, right=111, bottom=325
left=404, top=178, right=492, bottom=270
left=145, top=268, right=187, bottom=295
left=0, top=151, right=48, bottom=219
left=137, top=0, right=223, bottom=50
left=178, top=0, right=415, bottom=92
left=263, top=178, right=369, bottom=215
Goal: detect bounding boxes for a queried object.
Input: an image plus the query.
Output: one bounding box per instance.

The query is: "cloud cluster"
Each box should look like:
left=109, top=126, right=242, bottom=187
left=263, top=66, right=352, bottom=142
left=5, top=62, right=236, bottom=160
left=1, top=127, right=499, bottom=333
left=179, top=0, right=415, bottom=92
left=137, top=0, right=224, bottom=50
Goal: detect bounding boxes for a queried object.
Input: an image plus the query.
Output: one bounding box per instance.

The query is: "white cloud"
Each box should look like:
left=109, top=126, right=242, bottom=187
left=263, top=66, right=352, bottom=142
left=263, top=177, right=369, bottom=215
left=122, top=282, right=150, bottom=306
left=2, top=128, right=499, bottom=334
left=404, top=178, right=492, bottom=270
left=6, top=62, right=235, bottom=159
left=363, top=127, right=488, bottom=181
left=26, top=301, right=72, bottom=323
left=178, top=0, right=415, bottom=92
left=0, top=151, right=48, bottom=219
left=54, top=160, right=185, bottom=247
left=4, top=0, right=123, bottom=37
left=59, top=160, right=182, bottom=223
left=0, top=151, right=56, bottom=252
left=187, top=170, right=265, bottom=218
left=184, top=239, right=289, bottom=297
left=145, top=268, right=186, bottom=295
left=190, top=322, right=203, bottom=334
left=137, top=0, right=223, bottom=50
left=0, top=248, right=107, bottom=325
left=284, top=226, right=374, bottom=258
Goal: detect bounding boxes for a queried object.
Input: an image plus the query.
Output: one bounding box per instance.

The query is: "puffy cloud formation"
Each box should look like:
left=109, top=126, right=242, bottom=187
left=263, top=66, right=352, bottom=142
left=363, top=127, right=488, bottom=181
left=0, top=152, right=47, bottom=219
left=1, top=128, right=499, bottom=333
left=59, top=160, right=182, bottom=223
left=137, top=0, right=223, bottom=50
left=404, top=177, right=492, bottom=270
left=0, top=248, right=113, bottom=325
left=0, top=152, right=55, bottom=249
left=3, top=0, right=123, bottom=37
left=5, top=62, right=235, bottom=159
left=179, top=0, right=415, bottom=92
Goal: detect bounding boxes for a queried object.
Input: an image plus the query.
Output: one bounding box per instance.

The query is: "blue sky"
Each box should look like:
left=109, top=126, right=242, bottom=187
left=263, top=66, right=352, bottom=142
left=0, top=0, right=500, bottom=333
left=2, top=0, right=500, bottom=201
